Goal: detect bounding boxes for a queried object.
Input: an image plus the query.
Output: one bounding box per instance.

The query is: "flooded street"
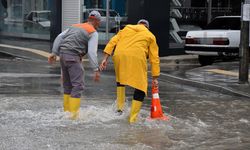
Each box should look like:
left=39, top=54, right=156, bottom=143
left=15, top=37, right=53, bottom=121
left=0, top=59, right=250, bottom=150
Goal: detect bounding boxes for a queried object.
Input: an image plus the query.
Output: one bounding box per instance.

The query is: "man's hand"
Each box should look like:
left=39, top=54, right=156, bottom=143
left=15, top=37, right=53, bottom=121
left=93, top=71, right=100, bottom=82
left=48, top=54, right=57, bottom=64
left=99, top=59, right=108, bottom=71
left=152, top=77, right=158, bottom=88
left=99, top=53, right=110, bottom=71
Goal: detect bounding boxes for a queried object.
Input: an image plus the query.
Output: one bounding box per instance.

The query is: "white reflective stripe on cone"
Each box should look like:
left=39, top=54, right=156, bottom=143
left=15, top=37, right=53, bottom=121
left=153, top=93, right=159, bottom=99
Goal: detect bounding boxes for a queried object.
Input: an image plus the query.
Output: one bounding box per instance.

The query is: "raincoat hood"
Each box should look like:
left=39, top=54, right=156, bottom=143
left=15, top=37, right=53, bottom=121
left=125, top=24, right=148, bottom=33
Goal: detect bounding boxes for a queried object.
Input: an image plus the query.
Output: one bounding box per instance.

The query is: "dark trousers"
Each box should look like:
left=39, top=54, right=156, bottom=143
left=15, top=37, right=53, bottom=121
left=60, top=53, right=84, bottom=98
left=117, top=82, right=145, bottom=102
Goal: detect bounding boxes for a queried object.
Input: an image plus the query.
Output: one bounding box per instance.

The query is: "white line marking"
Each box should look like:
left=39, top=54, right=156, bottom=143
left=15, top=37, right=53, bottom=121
left=0, top=44, right=89, bottom=61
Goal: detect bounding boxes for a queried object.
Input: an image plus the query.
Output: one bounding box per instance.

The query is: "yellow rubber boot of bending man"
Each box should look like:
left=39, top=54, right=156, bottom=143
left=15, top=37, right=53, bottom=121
left=117, top=87, right=125, bottom=113
left=69, top=97, right=81, bottom=120
left=129, top=100, right=142, bottom=123
left=63, top=94, right=70, bottom=112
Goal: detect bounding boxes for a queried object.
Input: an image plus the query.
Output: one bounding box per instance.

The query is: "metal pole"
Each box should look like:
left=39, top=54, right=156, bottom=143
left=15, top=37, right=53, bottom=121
left=50, top=0, right=62, bottom=43
left=239, top=0, right=250, bottom=84
left=95, top=0, right=98, bottom=8
left=105, top=0, right=110, bottom=41
left=207, top=0, right=212, bottom=24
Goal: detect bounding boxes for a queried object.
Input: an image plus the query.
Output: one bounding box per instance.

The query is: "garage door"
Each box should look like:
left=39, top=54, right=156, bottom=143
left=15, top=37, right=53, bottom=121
left=62, top=0, right=82, bottom=31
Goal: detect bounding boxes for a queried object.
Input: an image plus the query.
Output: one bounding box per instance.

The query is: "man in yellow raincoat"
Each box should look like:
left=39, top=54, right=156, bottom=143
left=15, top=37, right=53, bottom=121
left=99, top=19, right=160, bottom=123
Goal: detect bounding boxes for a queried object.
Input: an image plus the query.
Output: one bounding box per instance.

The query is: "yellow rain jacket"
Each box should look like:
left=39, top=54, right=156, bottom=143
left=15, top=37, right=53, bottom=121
left=104, top=24, right=160, bottom=95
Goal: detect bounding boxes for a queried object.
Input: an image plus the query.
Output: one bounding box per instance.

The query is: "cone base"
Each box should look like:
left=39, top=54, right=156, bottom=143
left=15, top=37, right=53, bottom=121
left=149, top=115, right=170, bottom=121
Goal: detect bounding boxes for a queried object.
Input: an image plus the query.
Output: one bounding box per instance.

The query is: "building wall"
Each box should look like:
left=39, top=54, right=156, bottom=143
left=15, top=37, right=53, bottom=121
left=0, top=0, right=242, bottom=55
left=62, top=0, right=82, bottom=31
left=0, top=0, right=59, bottom=51
left=127, top=0, right=170, bottom=56
left=0, top=0, right=51, bottom=40
left=85, top=0, right=127, bottom=16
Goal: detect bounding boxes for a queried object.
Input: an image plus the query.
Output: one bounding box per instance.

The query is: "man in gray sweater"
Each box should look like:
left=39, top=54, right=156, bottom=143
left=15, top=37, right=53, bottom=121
left=48, top=10, right=101, bottom=119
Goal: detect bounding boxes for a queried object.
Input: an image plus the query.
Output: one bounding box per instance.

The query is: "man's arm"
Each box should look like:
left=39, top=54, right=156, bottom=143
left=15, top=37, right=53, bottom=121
left=87, top=31, right=99, bottom=71
left=99, top=30, right=121, bottom=71
left=103, top=32, right=120, bottom=55
left=148, top=35, right=160, bottom=87
left=51, top=29, right=68, bottom=56
left=87, top=31, right=100, bottom=81
left=48, top=29, right=68, bottom=64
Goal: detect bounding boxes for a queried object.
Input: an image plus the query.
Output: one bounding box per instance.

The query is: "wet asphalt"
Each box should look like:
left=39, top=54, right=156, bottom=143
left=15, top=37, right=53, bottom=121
left=0, top=55, right=250, bottom=149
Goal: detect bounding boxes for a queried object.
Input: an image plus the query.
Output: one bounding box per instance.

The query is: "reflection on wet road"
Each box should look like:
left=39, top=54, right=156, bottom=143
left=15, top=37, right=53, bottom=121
left=0, top=59, right=250, bottom=149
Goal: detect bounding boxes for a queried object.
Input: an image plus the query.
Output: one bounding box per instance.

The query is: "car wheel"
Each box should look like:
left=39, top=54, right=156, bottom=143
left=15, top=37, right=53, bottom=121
left=198, top=55, right=214, bottom=66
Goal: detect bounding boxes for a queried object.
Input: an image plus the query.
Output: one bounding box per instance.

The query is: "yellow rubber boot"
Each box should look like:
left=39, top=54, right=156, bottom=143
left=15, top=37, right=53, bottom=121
left=129, top=100, right=142, bottom=123
left=69, top=97, right=81, bottom=120
left=63, top=94, right=70, bottom=112
left=117, top=86, right=125, bottom=112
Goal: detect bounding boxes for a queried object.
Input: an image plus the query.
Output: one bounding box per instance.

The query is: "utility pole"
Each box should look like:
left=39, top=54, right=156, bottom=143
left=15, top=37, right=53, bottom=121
left=207, top=0, right=212, bottom=24
left=106, top=0, right=110, bottom=41
left=239, top=0, right=250, bottom=84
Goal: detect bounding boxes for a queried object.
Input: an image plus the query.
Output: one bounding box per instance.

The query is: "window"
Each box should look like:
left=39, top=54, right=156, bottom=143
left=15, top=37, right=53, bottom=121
left=205, top=17, right=241, bottom=30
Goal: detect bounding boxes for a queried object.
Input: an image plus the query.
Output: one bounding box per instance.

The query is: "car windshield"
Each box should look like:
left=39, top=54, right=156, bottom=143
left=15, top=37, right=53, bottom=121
left=204, top=17, right=241, bottom=30
left=109, top=11, right=118, bottom=17
left=37, top=12, right=50, bottom=22
left=93, top=10, right=118, bottom=17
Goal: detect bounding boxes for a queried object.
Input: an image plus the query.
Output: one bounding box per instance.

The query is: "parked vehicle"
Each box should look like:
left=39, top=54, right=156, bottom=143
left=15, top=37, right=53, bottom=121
left=83, top=8, right=125, bottom=33
left=23, top=10, right=51, bottom=31
left=185, top=16, right=247, bottom=66
left=177, top=24, right=202, bottom=40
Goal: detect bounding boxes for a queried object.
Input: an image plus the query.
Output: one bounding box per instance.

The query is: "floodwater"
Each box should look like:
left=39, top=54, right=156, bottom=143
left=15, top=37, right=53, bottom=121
left=0, top=59, right=250, bottom=149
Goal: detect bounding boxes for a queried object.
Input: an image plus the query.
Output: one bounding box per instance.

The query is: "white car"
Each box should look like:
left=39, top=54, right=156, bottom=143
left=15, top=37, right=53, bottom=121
left=185, top=16, right=248, bottom=66
left=23, top=10, right=51, bottom=30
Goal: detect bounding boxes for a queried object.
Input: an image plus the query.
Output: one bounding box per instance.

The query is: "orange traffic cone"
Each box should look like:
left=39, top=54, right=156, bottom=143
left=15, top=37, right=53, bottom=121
left=150, top=82, right=169, bottom=121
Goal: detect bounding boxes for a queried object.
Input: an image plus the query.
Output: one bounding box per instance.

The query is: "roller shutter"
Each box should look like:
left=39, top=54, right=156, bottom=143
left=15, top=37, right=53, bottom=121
left=62, top=0, right=82, bottom=31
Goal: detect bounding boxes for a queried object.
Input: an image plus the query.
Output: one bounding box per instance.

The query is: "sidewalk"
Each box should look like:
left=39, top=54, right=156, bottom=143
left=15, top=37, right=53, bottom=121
left=186, top=61, right=250, bottom=98
left=160, top=56, right=250, bottom=98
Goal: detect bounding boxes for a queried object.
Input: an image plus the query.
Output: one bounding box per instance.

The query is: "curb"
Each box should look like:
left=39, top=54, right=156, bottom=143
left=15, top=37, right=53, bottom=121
left=160, top=55, right=199, bottom=65
left=0, top=45, right=45, bottom=61
left=160, top=72, right=250, bottom=99
left=0, top=50, right=31, bottom=60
